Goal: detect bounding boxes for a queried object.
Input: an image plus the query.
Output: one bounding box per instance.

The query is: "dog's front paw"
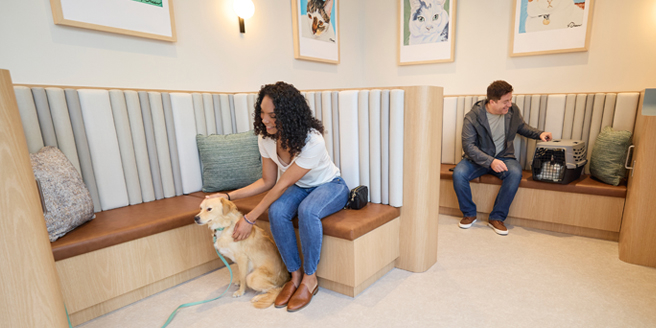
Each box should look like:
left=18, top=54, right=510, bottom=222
left=233, top=289, right=245, bottom=298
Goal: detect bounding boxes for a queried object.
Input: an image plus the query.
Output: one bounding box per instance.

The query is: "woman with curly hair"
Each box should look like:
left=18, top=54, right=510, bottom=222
left=208, top=81, right=349, bottom=312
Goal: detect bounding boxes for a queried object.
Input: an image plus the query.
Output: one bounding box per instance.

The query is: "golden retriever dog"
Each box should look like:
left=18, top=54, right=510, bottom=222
left=195, top=197, right=289, bottom=308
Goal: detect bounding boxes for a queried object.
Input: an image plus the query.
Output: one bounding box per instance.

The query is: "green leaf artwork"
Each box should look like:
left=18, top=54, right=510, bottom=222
left=133, top=0, right=163, bottom=7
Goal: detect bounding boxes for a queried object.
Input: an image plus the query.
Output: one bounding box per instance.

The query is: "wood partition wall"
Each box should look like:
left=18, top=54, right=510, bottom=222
left=0, top=69, right=69, bottom=327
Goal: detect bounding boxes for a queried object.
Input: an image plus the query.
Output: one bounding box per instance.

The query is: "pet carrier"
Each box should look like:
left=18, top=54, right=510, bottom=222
left=531, top=139, right=587, bottom=184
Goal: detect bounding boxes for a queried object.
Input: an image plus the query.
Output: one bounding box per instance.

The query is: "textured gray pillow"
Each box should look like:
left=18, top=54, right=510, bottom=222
left=589, top=126, right=632, bottom=186
left=196, top=132, right=262, bottom=192
left=30, top=146, right=95, bottom=242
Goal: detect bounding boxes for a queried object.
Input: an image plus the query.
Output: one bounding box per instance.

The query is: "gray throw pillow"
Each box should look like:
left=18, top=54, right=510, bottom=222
left=589, top=126, right=632, bottom=186
left=30, top=146, right=95, bottom=242
left=196, top=132, right=262, bottom=192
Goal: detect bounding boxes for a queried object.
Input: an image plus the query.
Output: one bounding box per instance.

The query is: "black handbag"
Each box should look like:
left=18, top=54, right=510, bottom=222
left=344, top=185, right=368, bottom=210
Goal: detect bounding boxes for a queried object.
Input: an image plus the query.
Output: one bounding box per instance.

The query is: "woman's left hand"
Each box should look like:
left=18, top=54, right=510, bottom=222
left=232, top=217, right=253, bottom=241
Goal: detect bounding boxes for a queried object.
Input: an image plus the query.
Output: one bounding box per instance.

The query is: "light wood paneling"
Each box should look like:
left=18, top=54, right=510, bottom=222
left=396, top=86, right=443, bottom=272
left=0, top=69, right=69, bottom=328
left=619, top=91, right=656, bottom=268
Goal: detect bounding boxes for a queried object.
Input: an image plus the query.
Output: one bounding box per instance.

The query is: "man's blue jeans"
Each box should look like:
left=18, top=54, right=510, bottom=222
left=268, top=177, right=349, bottom=275
left=452, top=158, right=523, bottom=221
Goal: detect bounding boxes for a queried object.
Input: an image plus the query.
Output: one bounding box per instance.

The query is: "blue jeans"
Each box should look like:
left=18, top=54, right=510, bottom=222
left=268, top=177, right=349, bottom=275
left=452, top=158, right=523, bottom=221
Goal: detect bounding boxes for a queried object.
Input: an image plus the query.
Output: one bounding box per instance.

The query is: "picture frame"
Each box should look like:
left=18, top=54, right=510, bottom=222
left=291, top=0, right=340, bottom=64
left=398, top=0, right=456, bottom=66
left=50, top=0, right=177, bottom=42
left=510, top=0, right=594, bottom=57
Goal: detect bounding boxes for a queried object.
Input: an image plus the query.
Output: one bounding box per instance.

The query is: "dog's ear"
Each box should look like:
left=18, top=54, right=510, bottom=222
left=219, top=197, right=238, bottom=215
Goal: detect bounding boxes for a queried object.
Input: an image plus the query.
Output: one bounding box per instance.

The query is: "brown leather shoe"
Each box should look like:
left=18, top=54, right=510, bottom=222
left=274, top=281, right=297, bottom=308
left=488, top=219, right=508, bottom=235
left=459, top=216, right=477, bottom=229
left=286, top=283, right=319, bottom=312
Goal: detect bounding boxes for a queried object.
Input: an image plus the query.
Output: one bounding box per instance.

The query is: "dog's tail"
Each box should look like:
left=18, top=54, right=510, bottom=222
left=252, top=287, right=282, bottom=309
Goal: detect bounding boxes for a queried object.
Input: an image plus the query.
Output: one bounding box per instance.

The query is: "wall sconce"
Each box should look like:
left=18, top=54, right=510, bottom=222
left=233, top=0, right=254, bottom=33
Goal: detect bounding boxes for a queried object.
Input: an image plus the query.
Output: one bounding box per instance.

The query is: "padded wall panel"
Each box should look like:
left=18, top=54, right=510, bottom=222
left=248, top=94, right=256, bottom=129
left=219, top=94, right=233, bottom=134
left=32, top=88, right=58, bottom=148
left=233, top=94, right=250, bottom=133
left=521, top=96, right=533, bottom=169
left=170, top=93, right=203, bottom=194
left=314, top=93, right=322, bottom=121
left=108, top=90, right=142, bottom=205
left=306, top=92, right=316, bottom=117
left=77, top=89, right=129, bottom=211
left=161, top=92, right=184, bottom=196
left=338, top=90, right=360, bottom=191
left=45, top=88, right=81, bottom=174
left=584, top=94, right=607, bottom=174
left=321, top=91, right=334, bottom=163
left=571, top=94, right=588, bottom=140
left=14, top=87, right=44, bottom=153
left=562, top=94, right=577, bottom=140
left=538, top=96, right=548, bottom=131
left=358, top=90, right=370, bottom=199
left=581, top=94, right=595, bottom=145
left=381, top=90, right=390, bottom=205
left=213, top=95, right=224, bottom=135
left=389, top=90, right=404, bottom=207
left=525, top=95, right=542, bottom=170
left=464, top=96, right=474, bottom=114
left=124, top=91, right=155, bottom=203
left=544, top=95, right=566, bottom=140
left=454, top=97, right=465, bottom=164
left=368, top=90, right=382, bottom=204
left=441, top=97, right=457, bottom=164
left=202, top=93, right=217, bottom=135
left=65, top=89, right=101, bottom=212
left=148, top=92, right=176, bottom=198
left=514, top=95, right=526, bottom=167
left=139, top=91, right=164, bottom=200
left=601, top=93, right=617, bottom=129
left=192, top=93, right=207, bottom=136
left=331, top=92, right=340, bottom=169
left=229, top=95, right=238, bottom=134
left=613, top=93, right=640, bottom=132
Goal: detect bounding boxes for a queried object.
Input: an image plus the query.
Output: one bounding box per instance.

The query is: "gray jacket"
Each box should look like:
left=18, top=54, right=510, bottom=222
left=462, top=100, right=543, bottom=168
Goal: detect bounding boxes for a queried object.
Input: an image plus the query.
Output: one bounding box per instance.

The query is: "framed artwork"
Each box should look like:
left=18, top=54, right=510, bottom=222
left=398, top=0, right=456, bottom=65
left=291, top=0, right=340, bottom=64
left=50, top=0, right=176, bottom=42
left=510, top=0, right=594, bottom=57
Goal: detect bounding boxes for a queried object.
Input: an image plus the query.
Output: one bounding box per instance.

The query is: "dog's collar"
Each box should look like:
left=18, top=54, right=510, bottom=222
left=215, top=227, right=225, bottom=232
left=213, top=227, right=224, bottom=243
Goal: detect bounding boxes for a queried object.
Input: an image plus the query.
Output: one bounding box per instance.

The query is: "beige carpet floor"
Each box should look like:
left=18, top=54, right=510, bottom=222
left=79, top=214, right=656, bottom=328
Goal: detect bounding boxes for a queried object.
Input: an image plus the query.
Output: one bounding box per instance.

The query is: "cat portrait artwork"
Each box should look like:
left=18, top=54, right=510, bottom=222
left=292, top=0, right=339, bottom=64
left=511, top=0, right=594, bottom=56
left=398, top=0, right=456, bottom=65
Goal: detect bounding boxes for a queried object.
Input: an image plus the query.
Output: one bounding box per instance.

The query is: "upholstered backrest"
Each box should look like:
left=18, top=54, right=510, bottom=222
left=14, top=86, right=404, bottom=212
left=441, top=93, right=640, bottom=173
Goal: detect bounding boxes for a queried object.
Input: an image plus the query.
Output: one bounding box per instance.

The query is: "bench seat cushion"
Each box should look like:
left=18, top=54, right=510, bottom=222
left=51, top=195, right=203, bottom=261
left=441, top=164, right=627, bottom=198
left=189, top=192, right=400, bottom=241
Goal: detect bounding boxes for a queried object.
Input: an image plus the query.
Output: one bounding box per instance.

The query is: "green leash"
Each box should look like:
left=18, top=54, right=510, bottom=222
left=160, top=228, right=233, bottom=328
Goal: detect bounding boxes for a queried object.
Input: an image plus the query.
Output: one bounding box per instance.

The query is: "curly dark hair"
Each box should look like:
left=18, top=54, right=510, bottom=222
left=486, top=80, right=514, bottom=103
left=253, top=81, right=324, bottom=158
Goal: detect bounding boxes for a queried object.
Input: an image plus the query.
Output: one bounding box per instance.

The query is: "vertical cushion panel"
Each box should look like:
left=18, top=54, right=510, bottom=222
left=338, top=90, right=360, bottom=191
left=192, top=94, right=207, bottom=136
left=139, top=91, right=164, bottom=200
left=544, top=94, right=566, bottom=139
left=170, top=93, right=203, bottom=194
left=77, top=89, right=129, bottom=211
left=538, top=96, right=548, bottom=131
left=162, top=92, right=184, bottom=196
left=613, top=93, right=640, bottom=132
left=358, top=90, right=370, bottom=199
left=229, top=95, right=238, bottom=134
left=584, top=93, right=607, bottom=174
left=248, top=94, right=257, bottom=129
left=331, top=92, right=341, bottom=169
left=45, top=88, right=81, bottom=174
left=314, top=93, right=322, bottom=121
left=213, top=94, right=224, bottom=135
left=368, top=90, right=382, bottom=204
left=32, top=88, right=58, bottom=147
left=525, top=95, right=542, bottom=170
left=380, top=90, right=390, bottom=205
left=202, top=93, right=217, bottom=135
left=14, top=86, right=44, bottom=153
left=601, top=93, right=617, bottom=129
left=219, top=94, right=233, bottom=134
left=581, top=94, right=595, bottom=145
left=65, top=89, right=102, bottom=212
left=321, top=91, right=334, bottom=163
left=441, top=97, right=457, bottom=164
left=108, top=90, right=143, bottom=205
left=571, top=94, right=588, bottom=140
left=389, top=90, right=404, bottom=207
left=514, top=95, right=526, bottom=165
left=233, top=94, right=250, bottom=133
left=455, top=97, right=466, bottom=164
left=521, top=96, right=533, bottom=169
left=124, top=91, right=156, bottom=203
left=148, top=92, right=176, bottom=198
left=464, top=96, right=474, bottom=114
left=562, top=94, right=577, bottom=140
left=306, top=92, right=316, bottom=117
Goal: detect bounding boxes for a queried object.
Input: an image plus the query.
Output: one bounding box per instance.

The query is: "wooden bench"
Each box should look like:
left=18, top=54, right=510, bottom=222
left=439, top=163, right=627, bottom=240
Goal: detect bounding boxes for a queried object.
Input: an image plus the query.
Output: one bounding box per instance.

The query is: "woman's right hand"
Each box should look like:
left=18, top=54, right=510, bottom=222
left=205, top=193, right=229, bottom=199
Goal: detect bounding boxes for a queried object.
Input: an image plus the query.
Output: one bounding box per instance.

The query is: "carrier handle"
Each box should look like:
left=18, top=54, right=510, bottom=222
left=625, top=145, right=635, bottom=177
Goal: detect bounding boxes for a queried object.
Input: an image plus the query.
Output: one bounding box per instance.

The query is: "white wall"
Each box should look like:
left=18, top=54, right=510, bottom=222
left=1, top=0, right=655, bottom=95
left=0, top=0, right=365, bottom=92
left=363, top=0, right=656, bottom=95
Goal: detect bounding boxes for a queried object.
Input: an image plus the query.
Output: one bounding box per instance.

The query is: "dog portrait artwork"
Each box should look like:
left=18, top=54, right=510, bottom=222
left=195, top=197, right=289, bottom=308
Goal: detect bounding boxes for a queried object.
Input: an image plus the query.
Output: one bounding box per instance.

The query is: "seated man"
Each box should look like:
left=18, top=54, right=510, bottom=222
left=453, top=80, right=552, bottom=235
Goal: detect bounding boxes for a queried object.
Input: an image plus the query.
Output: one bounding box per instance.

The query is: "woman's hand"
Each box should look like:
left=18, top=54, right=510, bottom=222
left=206, top=193, right=229, bottom=199
left=232, top=217, right=253, bottom=241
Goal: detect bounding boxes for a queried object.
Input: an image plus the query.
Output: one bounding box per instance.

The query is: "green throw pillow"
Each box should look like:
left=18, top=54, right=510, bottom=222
left=589, top=126, right=632, bottom=186
left=196, top=132, right=262, bottom=192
